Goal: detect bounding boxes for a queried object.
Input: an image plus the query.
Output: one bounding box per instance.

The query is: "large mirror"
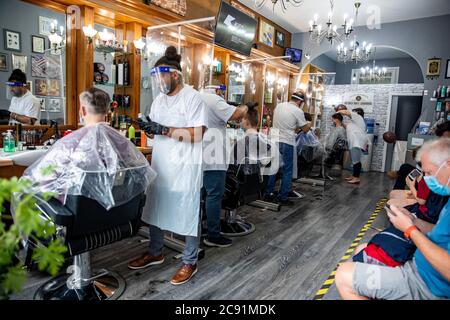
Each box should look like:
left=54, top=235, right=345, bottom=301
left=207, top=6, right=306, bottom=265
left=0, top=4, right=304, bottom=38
left=0, top=0, right=67, bottom=125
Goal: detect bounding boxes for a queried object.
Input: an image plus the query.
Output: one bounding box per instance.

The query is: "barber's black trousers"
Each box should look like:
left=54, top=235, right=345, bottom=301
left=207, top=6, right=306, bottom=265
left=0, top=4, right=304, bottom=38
left=353, top=162, right=362, bottom=178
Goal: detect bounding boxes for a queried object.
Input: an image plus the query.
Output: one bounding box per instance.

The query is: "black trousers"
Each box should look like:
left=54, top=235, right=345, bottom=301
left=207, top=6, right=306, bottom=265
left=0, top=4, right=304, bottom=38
left=393, top=163, right=415, bottom=190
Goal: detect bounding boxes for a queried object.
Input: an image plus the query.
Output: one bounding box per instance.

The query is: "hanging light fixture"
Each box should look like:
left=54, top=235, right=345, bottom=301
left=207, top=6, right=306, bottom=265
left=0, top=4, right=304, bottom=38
left=337, top=39, right=373, bottom=63
left=309, top=0, right=355, bottom=45
left=358, top=60, right=387, bottom=83
left=48, top=20, right=65, bottom=55
left=254, top=0, right=304, bottom=13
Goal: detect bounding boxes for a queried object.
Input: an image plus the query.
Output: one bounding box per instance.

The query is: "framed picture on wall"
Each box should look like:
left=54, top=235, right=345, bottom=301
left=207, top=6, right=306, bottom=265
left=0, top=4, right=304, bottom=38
left=275, top=30, right=285, bottom=47
left=3, top=29, right=21, bottom=51
left=26, top=81, right=33, bottom=94
left=426, top=58, right=441, bottom=77
left=12, top=54, right=27, bottom=73
left=0, top=53, right=8, bottom=71
left=47, top=98, right=61, bottom=112
left=445, top=59, right=450, bottom=79
left=32, top=35, right=46, bottom=54
left=39, top=16, right=56, bottom=36
left=259, top=19, right=274, bottom=48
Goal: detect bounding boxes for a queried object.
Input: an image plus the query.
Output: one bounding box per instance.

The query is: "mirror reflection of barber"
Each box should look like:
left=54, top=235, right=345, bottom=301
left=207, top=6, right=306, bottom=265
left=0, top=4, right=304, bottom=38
left=7, top=69, right=41, bottom=125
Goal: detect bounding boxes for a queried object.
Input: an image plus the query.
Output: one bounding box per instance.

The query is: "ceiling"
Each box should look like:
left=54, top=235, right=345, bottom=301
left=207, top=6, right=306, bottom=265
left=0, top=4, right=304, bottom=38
left=323, top=46, right=412, bottom=61
left=238, top=0, right=450, bottom=33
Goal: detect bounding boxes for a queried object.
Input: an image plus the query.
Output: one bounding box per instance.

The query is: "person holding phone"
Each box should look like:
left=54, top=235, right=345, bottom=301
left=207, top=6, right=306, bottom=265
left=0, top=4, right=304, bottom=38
left=336, top=138, right=450, bottom=300
left=388, top=168, right=429, bottom=208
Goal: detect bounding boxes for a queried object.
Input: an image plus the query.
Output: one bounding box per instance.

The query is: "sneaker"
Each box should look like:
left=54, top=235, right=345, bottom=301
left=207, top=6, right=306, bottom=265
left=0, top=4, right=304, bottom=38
left=263, top=193, right=276, bottom=202
left=203, top=236, right=232, bottom=248
left=288, top=190, right=305, bottom=199
left=170, top=264, right=198, bottom=285
left=278, top=199, right=295, bottom=206
left=127, top=253, right=165, bottom=270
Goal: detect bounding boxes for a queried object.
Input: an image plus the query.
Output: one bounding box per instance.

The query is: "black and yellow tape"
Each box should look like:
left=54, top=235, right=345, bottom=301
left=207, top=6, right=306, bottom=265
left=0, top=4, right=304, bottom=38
left=313, top=198, right=388, bottom=300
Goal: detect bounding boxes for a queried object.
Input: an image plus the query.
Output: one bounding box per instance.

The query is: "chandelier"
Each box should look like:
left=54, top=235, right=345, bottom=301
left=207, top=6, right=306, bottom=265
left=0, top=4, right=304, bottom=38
left=254, top=0, right=304, bottom=13
left=309, top=0, right=356, bottom=45
left=337, top=38, right=373, bottom=63
left=356, top=60, right=387, bottom=82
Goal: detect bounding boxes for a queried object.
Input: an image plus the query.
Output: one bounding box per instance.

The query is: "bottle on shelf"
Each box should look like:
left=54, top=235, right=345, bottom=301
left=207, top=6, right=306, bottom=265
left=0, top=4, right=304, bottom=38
left=3, top=130, right=15, bottom=153
left=123, top=60, right=130, bottom=86
left=446, top=86, right=450, bottom=98
left=441, top=85, right=447, bottom=98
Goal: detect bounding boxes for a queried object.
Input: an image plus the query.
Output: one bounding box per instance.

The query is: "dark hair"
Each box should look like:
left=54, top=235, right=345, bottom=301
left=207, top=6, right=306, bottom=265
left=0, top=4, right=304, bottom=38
left=8, top=69, right=26, bottom=83
left=335, top=104, right=347, bottom=111
left=80, top=87, right=111, bottom=115
left=291, top=90, right=305, bottom=102
left=352, top=107, right=365, bottom=118
left=245, top=106, right=259, bottom=128
left=304, top=112, right=313, bottom=122
left=436, top=120, right=450, bottom=137
left=332, top=113, right=343, bottom=122
left=154, top=46, right=182, bottom=71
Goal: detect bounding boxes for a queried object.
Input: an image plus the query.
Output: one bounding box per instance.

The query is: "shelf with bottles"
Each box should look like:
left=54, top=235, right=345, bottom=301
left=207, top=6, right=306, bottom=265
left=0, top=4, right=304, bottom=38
left=431, top=85, right=450, bottom=101
left=93, top=82, right=132, bottom=88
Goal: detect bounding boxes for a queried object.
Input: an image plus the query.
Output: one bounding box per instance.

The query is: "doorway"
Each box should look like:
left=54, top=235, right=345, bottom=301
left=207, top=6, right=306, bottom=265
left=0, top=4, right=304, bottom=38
left=384, top=94, right=423, bottom=172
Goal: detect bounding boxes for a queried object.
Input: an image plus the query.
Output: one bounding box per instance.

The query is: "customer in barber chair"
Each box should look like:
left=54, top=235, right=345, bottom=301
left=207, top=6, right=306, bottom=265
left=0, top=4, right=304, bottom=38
left=128, top=46, right=207, bottom=286
left=263, top=90, right=311, bottom=206
left=20, top=87, right=156, bottom=209
left=200, top=84, right=248, bottom=248
left=321, top=113, right=348, bottom=179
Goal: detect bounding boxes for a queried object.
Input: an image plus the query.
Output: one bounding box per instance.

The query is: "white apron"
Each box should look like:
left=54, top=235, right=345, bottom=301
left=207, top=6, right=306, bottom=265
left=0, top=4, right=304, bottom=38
left=142, top=91, right=204, bottom=237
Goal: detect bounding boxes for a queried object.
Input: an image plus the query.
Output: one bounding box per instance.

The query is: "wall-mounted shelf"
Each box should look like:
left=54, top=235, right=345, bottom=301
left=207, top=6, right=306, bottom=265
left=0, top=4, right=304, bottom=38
left=93, top=82, right=131, bottom=88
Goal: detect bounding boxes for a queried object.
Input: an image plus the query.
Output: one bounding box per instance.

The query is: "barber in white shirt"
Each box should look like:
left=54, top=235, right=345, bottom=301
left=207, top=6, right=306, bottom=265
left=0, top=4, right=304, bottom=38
left=7, top=69, right=40, bottom=125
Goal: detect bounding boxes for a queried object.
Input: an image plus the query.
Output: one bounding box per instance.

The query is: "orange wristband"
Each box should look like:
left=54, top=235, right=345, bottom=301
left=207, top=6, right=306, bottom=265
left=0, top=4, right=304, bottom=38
left=404, top=226, right=418, bottom=239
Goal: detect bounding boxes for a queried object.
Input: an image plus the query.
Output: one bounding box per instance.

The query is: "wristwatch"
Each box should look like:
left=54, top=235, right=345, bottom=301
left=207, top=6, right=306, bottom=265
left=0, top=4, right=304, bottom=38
left=404, top=225, right=419, bottom=239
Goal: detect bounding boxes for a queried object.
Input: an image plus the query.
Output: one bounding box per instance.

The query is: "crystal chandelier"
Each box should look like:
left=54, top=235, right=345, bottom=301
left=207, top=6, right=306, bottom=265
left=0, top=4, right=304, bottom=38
left=254, top=0, right=304, bottom=13
left=308, top=0, right=356, bottom=45
left=356, top=60, right=387, bottom=82
left=337, top=38, right=373, bottom=63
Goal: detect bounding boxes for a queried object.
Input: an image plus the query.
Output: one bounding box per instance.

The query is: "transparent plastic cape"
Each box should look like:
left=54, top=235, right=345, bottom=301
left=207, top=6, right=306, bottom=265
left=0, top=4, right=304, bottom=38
left=19, top=123, right=157, bottom=210
left=322, top=127, right=348, bottom=153
left=229, top=132, right=280, bottom=176
left=295, top=131, right=326, bottom=162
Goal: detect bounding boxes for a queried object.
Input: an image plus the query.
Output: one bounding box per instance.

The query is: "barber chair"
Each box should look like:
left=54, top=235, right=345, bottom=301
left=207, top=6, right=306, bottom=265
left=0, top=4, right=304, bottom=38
left=24, top=173, right=147, bottom=300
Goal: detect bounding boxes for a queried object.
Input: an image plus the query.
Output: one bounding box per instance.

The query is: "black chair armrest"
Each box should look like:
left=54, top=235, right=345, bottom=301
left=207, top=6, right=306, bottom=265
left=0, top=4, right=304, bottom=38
left=34, top=195, right=74, bottom=227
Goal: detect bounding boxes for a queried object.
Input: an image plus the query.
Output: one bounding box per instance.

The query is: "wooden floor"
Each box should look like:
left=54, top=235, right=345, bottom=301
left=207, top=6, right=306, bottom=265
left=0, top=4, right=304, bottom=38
left=14, top=172, right=393, bottom=300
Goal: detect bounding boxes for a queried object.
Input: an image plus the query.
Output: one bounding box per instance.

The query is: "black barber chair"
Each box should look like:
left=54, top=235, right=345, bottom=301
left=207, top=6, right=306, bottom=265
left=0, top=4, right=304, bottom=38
left=220, top=163, right=262, bottom=237
left=25, top=173, right=147, bottom=300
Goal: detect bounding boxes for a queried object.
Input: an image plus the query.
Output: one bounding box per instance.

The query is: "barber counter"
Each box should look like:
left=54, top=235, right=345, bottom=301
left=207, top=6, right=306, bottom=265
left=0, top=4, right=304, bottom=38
left=0, top=146, right=153, bottom=179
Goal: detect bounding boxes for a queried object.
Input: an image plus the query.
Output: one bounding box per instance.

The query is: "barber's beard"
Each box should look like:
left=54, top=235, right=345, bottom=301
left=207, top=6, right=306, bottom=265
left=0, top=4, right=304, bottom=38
left=11, top=90, right=24, bottom=97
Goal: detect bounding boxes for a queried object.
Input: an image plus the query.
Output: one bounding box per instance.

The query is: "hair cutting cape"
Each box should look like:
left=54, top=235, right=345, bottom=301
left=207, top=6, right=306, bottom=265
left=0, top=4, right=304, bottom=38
left=20, top=123, right=156, bottom=210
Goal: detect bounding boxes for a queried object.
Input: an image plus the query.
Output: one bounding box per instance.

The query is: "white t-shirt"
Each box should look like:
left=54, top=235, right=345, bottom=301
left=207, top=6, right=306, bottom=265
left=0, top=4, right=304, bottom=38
left=149, top=86, right=207, bottom=129
left=200, top=92, right=236, bottom=171
left=272, top=101, right=307, bottom=146
left=9, top=91, right=41, bottom=124
left=345, top=111, right=368, bottom=150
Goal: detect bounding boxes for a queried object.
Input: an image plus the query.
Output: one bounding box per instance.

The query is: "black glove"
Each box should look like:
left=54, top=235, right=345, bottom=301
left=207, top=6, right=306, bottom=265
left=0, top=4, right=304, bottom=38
left=137, top=116, right=170, bottom=135
left=245, top=101, right=258, bottom=110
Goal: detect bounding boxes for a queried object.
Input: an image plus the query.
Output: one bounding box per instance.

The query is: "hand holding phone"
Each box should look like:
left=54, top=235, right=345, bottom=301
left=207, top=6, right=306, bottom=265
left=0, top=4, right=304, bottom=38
left=407, top=168, right=422, bottom=181
left=385, top=203, right=397, bottom=216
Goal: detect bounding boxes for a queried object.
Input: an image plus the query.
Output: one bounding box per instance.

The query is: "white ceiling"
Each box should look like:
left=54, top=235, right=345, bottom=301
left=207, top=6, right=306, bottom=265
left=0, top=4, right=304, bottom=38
left=323, top=46, right=412, bottom=61
left=238, top=0, right=450, bottom=33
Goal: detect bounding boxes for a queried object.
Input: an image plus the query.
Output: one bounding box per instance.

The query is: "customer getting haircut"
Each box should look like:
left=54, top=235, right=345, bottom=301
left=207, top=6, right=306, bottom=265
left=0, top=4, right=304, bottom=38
left=332, top=113, right=344, bottom=122
left=352, top=107, right=365, bottom=118
left=79, top=87, right=111, bottom=115
left=245, top=105, right=259, bottom=128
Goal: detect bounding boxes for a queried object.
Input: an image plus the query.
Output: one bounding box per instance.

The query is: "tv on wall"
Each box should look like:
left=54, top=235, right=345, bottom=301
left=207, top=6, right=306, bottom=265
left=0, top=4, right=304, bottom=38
left=214, top=1, right=257, bottom=56
left=285, top=47, right=303, bottom=63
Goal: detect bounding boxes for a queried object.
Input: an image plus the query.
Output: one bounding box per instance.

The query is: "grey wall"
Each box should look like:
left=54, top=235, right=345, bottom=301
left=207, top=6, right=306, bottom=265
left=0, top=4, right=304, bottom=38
left=334, top=58, right=423, bottom=85
left=293, top=14, right=450, bottom=124
left=309, top=54, right=336, bottom=74
left=0, top=0, right=65, bottom=122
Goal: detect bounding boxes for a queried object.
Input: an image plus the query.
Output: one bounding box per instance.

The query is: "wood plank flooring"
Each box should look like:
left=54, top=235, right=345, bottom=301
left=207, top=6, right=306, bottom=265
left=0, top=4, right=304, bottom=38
left=13, top=172, right=393, bottom=300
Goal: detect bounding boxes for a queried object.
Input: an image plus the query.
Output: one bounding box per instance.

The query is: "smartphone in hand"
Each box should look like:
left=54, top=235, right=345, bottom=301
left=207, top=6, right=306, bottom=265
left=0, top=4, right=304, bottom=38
left=407, top=168, right=422, bottom=181
left=385, top=203, right=397, bottom=216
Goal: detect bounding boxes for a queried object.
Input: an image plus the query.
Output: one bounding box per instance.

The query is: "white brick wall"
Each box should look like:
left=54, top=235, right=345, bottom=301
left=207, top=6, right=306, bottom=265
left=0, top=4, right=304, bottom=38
left=321, top=83, right=424, bottom=172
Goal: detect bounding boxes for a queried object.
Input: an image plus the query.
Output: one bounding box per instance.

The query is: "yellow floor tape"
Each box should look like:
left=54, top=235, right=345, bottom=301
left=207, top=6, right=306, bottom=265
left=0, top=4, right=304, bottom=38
left=313, top=198, right=388, bottom=300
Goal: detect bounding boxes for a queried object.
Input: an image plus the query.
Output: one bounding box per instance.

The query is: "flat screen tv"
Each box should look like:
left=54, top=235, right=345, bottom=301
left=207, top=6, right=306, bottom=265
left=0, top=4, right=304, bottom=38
left=285, top=47, right=303, bottom=63
left=214, top=1, right=257, bottom=56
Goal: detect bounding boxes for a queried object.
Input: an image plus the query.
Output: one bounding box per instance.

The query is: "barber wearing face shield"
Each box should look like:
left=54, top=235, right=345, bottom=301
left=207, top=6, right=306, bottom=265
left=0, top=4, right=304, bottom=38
left=7, top=69, right=41, bottom=125
left=200, top=84, right=248, bottom=248
left=128, top=46, right=207, bottom=285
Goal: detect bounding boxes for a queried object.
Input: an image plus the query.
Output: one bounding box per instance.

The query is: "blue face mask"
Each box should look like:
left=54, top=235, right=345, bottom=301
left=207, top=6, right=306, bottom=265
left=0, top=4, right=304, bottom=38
left=423, top=161, right=450, bottom=196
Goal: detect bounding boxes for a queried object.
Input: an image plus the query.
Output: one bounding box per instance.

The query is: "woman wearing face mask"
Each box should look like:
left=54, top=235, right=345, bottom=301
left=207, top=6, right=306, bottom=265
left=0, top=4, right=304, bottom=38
left=128, top=46, right=207, bottom=286
left=7, top=69, right=40, bottom=125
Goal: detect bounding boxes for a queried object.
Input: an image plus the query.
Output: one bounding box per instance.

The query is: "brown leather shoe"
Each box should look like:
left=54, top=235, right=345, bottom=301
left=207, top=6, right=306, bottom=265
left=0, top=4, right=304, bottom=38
left=128, top=253, right=164, bottom=270
left=170, top=264, right=198, bottom=285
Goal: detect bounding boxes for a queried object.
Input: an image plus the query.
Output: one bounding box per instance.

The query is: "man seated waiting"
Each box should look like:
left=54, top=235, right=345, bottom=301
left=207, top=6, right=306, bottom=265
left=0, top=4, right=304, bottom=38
left=336, top=138, right=450, bottom=300
left=20, top=87, right=156, bottom=210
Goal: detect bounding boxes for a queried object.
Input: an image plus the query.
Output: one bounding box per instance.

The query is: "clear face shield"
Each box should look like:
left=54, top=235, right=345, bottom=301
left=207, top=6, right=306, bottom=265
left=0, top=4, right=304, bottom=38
left=150, top=66, right=183, bottom=97
left=6, top=81, right=27, bottom=97
left=203, top=84, right=226, bottom=98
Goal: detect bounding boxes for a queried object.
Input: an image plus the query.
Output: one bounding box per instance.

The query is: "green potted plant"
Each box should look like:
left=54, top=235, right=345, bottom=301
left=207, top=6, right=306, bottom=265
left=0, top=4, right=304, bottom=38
left=0, top=174, right=67, bottom=299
